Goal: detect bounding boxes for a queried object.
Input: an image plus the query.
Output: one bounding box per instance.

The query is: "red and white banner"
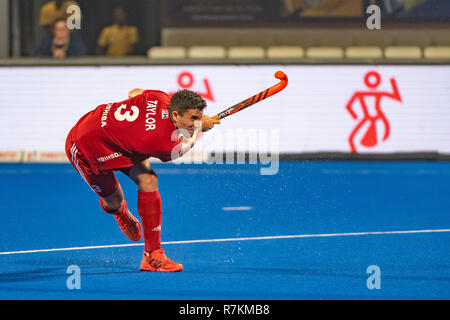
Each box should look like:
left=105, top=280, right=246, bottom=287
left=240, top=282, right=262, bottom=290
left=0, top=65, right=449, bottom=160
left=0, top=151, right=22, bottom=163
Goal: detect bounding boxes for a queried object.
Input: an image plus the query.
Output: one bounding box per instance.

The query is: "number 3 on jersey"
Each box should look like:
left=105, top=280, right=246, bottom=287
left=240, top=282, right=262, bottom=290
left=115, top=104, right=139, bottom=122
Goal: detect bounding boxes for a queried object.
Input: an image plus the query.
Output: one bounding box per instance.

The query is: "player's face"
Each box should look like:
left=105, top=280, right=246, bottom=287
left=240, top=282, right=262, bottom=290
left=173, top=108, right=203, bottom=136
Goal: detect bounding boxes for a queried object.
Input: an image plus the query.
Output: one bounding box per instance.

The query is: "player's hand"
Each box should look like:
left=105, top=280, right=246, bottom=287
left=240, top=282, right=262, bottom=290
left=128, top=89, right=144, bottom=98
left=201, top=115, right=220, bottom=132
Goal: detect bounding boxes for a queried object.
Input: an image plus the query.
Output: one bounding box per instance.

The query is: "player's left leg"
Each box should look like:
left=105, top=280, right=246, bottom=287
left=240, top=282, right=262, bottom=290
left=65, top=133, right=141, bottom=242
left=99, top=184, right=142, bottom=242
left=124, top=160, right=183, bottom=272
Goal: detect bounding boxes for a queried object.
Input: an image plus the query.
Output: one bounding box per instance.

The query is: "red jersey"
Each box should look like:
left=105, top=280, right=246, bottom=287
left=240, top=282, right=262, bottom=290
left=69, top=90, right=181, bottom=173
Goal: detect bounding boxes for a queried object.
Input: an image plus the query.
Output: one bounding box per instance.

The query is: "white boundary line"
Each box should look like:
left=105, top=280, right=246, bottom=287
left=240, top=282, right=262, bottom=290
left=0, top=228, right=449, bottom=256
left=222, top=206, right=253, bottom=211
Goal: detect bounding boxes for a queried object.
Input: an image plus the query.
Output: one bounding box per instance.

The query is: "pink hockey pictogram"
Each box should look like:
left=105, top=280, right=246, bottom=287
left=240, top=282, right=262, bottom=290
left=346, top=71, right=402, bottom=153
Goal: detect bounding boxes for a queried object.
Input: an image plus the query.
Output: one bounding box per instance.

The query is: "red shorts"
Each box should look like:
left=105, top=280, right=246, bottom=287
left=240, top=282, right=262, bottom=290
left=65, top=131, right=130, bottom=197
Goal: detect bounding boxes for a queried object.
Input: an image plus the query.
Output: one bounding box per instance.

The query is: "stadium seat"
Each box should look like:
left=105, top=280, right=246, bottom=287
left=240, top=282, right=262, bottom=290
left=345, top=46, right=383, bottom=59
left=227, top=46, right=265, bottom=59
left=188, top=46, right=226, bottom=59
left=306, top=47, right=344, bottom=59
left=384, top=46, right=422, bottom=59
left=266, top=46, right=304, bottom=59
left=424, top=46, right=450, bottom=59
left=147, top=46, right=187, bottom=59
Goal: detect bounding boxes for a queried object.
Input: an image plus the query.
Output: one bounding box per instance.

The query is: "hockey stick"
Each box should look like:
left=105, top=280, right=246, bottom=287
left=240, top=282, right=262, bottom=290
left=212, top=71, right=288, bottom=121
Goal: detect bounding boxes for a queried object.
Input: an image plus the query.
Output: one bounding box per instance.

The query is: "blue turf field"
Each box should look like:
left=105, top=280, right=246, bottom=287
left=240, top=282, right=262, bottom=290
left=0, top=161, right=449, bottom=300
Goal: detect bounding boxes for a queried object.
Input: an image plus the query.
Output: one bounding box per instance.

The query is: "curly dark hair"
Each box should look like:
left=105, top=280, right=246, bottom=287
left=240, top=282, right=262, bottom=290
left=170, top=90, right=207, bottom=116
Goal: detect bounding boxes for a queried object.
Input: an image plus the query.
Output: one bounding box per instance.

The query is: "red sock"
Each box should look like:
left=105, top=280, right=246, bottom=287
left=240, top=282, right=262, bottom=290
left=138, top=191, right=162, bottom=253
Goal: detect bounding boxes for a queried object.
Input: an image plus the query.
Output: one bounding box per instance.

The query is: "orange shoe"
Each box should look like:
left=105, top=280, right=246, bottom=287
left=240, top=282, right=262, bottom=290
left=114, top=208, right=142, bottom=242
left=140, top=249, right=183, bottom=272
left=100, top=198, right=142, bottom=242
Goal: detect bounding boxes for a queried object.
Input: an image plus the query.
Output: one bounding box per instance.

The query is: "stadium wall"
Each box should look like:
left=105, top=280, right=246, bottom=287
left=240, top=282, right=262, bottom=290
left=0, top=63, right=449, bottom=163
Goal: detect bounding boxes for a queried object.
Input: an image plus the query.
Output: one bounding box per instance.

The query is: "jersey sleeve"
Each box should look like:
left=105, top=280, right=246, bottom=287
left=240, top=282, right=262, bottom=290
left=153, top=138, right=182, bottom=163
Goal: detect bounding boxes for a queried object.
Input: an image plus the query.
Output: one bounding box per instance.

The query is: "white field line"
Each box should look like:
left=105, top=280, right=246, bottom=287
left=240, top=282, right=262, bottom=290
left=0, top=228, right=449, bottom=256
left=222, top=206, right=253, bottom=211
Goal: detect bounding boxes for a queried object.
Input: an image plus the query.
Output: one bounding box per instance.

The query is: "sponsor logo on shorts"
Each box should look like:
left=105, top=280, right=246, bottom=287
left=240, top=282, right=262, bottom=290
left=97, top=152, right=123, bottom=163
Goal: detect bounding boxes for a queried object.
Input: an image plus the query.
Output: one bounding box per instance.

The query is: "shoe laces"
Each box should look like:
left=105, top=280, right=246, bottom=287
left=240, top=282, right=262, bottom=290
left=116, top=210, right=132, bottom=227
left=145, top=249, right=167, bottom=268
left=152, top=249, right=166, bottom=257
left=145, top=249, right=166, bottom=258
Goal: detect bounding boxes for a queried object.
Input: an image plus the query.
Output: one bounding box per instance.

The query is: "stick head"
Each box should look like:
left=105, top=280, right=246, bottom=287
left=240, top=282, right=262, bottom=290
left=274, top=71, right=288, bottom=92
left=275, top=71, right=288, bottom=81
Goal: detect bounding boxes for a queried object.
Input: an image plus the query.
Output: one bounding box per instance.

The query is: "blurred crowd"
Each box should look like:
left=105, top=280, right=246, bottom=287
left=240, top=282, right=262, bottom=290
left=34, top=0, right=140, bottom=58
left=32, top=0, right=449, bottom=59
